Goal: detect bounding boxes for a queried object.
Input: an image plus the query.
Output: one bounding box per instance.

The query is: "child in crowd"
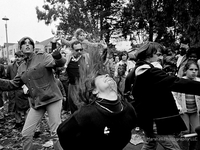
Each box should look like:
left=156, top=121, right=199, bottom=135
left=174, top=60, right=200, bottom=134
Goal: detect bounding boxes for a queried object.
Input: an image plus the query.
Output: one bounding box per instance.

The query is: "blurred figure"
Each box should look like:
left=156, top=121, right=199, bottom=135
left=65, top=40, right=89, bottom=113
left=6, top=51, right=29, bottom=128
left=0, top=62, right=5, bottom=120
left=176, top=37, right=190, bottom=77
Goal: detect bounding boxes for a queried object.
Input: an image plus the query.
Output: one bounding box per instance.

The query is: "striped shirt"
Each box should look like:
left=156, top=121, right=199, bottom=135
left=185, top=94, right=197, bottom=113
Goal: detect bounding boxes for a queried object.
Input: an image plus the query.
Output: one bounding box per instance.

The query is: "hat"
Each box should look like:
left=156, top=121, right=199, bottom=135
left=18, top=36, right=35, bottom=50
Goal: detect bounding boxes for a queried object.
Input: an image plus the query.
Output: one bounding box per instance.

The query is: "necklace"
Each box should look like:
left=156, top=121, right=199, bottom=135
left=95, top=101, right=123, bottom=113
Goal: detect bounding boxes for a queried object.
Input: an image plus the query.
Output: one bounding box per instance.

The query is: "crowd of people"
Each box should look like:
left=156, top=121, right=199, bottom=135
left=1, top=28, right=200, bottom=150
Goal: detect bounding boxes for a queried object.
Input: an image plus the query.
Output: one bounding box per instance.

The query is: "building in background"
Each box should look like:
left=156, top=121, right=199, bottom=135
left=39, top=37, right=54, bottom=53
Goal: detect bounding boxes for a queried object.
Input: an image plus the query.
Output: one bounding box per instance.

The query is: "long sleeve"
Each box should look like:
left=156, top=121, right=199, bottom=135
left=150, top=67, right=200, bottom=95
left=0, top=74, right=24, bottom=91
left=61, top=38, right=72, bottom=47
left=57, top=116, right=81, bottom=150
left=43, top=52, right=66, bottom=68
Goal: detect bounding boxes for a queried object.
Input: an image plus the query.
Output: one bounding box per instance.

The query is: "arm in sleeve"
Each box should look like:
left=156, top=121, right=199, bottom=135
left=43, top=53, right=66, bottom=68
left=57, top=115, right=81, bottom=150
left=150, top=68, right=200, bottom=96
left=82, top=40, right=107, bottom=49
left=60, top=38, right=72, bottom=47
left=51, top=42, right=57, bottom=51
left=0, top=73, right=24, bottom=91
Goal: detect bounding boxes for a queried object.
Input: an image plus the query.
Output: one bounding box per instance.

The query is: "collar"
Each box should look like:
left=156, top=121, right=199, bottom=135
left=24, top=53, right=35, bottom=62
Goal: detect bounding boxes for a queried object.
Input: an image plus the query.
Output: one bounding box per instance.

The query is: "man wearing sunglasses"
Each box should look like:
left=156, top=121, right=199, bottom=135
left=65, top=40, right=89, bottom=113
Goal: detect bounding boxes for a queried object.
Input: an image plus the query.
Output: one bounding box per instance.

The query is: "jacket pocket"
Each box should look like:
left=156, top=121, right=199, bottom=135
left=31, top=64, right=49, bottom=88
left=38, top=84, right=55, bottom=102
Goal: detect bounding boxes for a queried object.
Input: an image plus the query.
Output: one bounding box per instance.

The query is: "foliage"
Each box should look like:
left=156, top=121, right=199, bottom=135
left=36, top=0, right=125, bottom=43
left=36, top=0, right=200, bottom=48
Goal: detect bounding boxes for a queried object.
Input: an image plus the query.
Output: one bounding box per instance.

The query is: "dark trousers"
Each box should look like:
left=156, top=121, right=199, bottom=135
left=61, top=80, right=69, bottom=111
left=68, top=84, right=78, bottom=114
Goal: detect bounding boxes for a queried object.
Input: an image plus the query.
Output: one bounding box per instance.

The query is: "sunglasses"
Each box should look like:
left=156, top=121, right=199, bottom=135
left=75, top=48, right=83, bottom=52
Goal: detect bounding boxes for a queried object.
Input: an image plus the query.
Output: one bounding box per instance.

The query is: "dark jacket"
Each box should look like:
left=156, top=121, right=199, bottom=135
left=0, top=51, right=66, bottom=109
left=131, top=61, right=200, bottom=135
left=57, top=98, right=137, bottom=150
left=7, top=61, right=19, bottom=80
left=6, top=60, right=29, bottom=111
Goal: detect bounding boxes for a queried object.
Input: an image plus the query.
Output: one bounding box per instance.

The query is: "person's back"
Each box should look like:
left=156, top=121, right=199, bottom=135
left=132, top=61, right=186, bottom=134
left=126, top=41, right=200, bottom=150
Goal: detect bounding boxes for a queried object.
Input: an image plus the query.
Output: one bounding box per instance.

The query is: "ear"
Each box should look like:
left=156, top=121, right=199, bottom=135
left=92, top=88, right=98, bottom=94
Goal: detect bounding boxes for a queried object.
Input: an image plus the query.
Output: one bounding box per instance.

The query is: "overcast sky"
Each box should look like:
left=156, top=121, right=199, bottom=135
left=0, top=0, right=58, bottom=45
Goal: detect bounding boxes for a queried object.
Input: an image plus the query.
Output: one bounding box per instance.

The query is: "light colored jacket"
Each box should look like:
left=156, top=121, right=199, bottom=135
left=173, top=76, right=200, bottom=113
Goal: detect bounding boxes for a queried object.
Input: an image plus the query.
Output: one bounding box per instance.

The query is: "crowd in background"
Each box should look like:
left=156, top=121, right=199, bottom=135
left=1, top=28, right=200, bottom=150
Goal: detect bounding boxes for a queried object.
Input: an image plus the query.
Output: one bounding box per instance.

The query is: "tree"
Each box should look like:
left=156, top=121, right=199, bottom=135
left=36, top=0, right=125, bottom=43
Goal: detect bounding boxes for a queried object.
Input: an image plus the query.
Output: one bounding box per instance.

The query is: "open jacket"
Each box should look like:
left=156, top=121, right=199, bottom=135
left=0, top=51, right=66, bottom=109
left=131, top=61, right=200, bottom=135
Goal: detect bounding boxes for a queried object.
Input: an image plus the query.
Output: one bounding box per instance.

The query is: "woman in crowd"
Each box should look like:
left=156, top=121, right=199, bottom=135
left=57, top=49, right=137, bottom=150
left=174, top=60, right=200, bottom=134
left=115, top=51, right=135, bottom=77
left=126, top=41, right=200, bottom=150
left=0, top=36, right=66, bottom=150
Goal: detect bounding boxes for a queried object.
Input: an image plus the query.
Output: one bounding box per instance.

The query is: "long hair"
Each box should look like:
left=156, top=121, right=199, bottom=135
left=76, top=47, right=109, bottom=104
